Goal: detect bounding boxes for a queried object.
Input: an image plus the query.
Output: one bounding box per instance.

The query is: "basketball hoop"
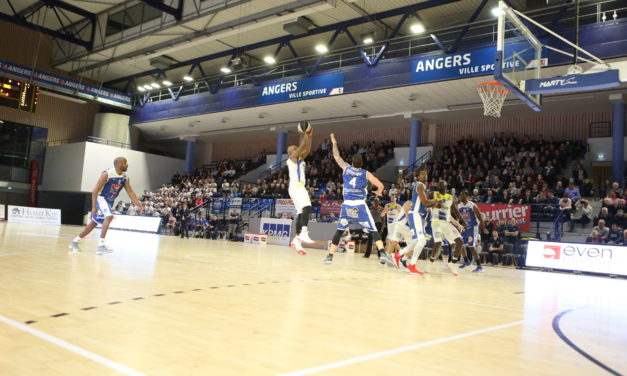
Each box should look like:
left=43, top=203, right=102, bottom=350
left=477, top=81, right=509, bottom=118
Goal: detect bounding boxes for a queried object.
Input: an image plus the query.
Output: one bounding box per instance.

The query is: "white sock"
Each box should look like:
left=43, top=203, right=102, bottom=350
left=99, top=238, right=106, bottom=246
left=73, top=236, right=82, bottom=243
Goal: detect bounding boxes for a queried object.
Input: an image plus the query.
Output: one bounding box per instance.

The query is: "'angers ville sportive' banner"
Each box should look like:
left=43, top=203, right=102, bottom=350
left=259, top=73, right=344, bottom=105
left=476, top=204, right=531, bottom=232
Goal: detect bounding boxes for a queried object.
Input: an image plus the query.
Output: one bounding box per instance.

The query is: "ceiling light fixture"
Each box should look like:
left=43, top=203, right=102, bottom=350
left=183, top=75, right=194, bottom=82
left=491, top=6, right=502, bottom=17
left=143, top=85, right=153, bottom=90
left=162, top=80, right=172, bottom=86
left=263, top=56, right=276, bottom=64
left=361, top=33, right=374, bottom=45
left=138, top=87, right=146, bottom=92
left=220, top=67, right=232, bottom=74
left=315, top=44, right=328, bottom=54
left=410, top=23, right=425, bottom=34
left=150, top=83, right=160, bottom=89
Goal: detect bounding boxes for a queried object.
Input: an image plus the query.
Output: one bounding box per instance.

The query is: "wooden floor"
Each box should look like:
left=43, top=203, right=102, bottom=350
left=1, top=222, right=626, bottom=376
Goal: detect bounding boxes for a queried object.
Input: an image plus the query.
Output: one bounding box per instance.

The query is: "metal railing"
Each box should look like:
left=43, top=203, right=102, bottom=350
left=46, top=136, right=132, bottom=149
left=133, top=0, right=626, bottom=105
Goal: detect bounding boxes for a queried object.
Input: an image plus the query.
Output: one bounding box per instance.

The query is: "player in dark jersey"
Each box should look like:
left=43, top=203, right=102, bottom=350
left=69, top=157, right=143, bottom=254
left=457, top=191, right=487, bottom=272
left=323, top=133, right=394, bottom=266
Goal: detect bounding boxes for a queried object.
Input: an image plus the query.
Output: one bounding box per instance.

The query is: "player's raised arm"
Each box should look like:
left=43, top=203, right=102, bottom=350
left=381, top=202, right=391, bottom=218
left=293, top=132, right=310, bottom=160
left=91, top=172, right=109, bottom=217
left=417, top=183, right=438, bottom=208
left=124, top=179, right=144, bottom=212
left=366, top=172, right=384, bottom=197
left=330, top=133, right=349, bottom=170
left=402, top=200, right=412, bottom=215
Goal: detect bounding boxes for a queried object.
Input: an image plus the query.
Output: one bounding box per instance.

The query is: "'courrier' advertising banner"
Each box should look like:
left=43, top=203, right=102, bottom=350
left=476, top=204, right=531, bottom=232
left=259, top=73, right=344, bottom=105
left=526, top=240, right=627, bottom=276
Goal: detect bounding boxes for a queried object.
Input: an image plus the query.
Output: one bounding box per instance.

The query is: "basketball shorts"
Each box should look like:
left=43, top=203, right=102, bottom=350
left=92, top=196, right=113, bottom=224
left=407, top=212, right=425, bottom=240
left=388, top=222, right=412, bottom=242
left=337, top=200, right=376, bottom=232
left=288, top=184, right=311, bottom=214
left=461, top=226, right=479, bottom=247
left=431, top=221, right=461, bottom=243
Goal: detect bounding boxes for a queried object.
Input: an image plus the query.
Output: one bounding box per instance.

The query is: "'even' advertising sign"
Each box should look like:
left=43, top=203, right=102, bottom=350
left=526, top=241, right=627, bottom=276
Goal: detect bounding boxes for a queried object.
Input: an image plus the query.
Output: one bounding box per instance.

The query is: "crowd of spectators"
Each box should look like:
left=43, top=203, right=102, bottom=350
left=587, top=181, right=627, bottom=245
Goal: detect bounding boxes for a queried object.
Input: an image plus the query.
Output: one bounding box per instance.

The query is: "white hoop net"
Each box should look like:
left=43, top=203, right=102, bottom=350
left=477, top=82, right=509, bottom=117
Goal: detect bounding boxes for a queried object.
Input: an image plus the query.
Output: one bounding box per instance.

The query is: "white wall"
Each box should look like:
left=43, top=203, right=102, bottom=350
left=41, top=142, right=86, bottom=192
left=394, top=146, right=434, bottom=167
left=81, top=142, right=184, bottom=202
left=42, top=142, right=184, bottom=203
left=587, top=137, right=627, bottom=162
left=92, top=113, right=131, bottom=144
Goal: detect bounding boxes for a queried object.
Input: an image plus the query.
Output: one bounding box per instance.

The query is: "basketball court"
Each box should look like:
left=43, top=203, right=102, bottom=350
left=1, top=223, right=625, bottom=375
left=1, top=0, right=627, bottom=375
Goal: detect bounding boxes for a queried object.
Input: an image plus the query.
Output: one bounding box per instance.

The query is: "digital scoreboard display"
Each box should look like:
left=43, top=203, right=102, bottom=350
left=0, top=77, right=39, bottom=113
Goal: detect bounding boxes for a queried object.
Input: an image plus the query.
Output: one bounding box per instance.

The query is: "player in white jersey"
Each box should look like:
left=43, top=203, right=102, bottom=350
left=424, top=180, right=466, bottom=276
left=380, top=194, right=404, bottom=255
left=69, top=157, right=143, bottom=254
left=287, top=125, right=314, bottom=255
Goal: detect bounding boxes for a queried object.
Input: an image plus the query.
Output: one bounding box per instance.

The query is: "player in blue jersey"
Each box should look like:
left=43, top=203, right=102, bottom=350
left=69, top=157, right=143, bottom=254
left=457, top=191, right=486, bottom=272
left=323, top=133, right=394, bottom=266
left=394, top=170, right=439, bottom=275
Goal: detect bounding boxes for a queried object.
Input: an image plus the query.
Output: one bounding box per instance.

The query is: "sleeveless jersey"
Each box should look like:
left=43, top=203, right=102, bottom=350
left=458, top=200, right=479, bottom=228
left=386, top=203, right=402, bottom=225
left=342, top=166, right=367, bottom=201
left=99, top=167, right=128, bottom=203
left=431, top=191, right=454, bottom=222
left=410, top=182, right=427, bottom=215
left=287, top=158, right=306, bottom=186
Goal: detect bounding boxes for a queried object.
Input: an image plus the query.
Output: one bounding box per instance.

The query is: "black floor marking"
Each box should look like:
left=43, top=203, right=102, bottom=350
left=257, top=282, right=265, bottom=284
left=81, top=306, right=97, bottom=310
left=154, top=294, right=165, bottom=297
left=226, top=285, right=236, bottom=287
left=132, top=297, right=144, bottom=300
left=50, top=313, right=69, bottom=318
left=242, top=283, right=250, bottom=286
left=192, top=288, right=202, bottom=291
left=210, top=286, right=219, bottom=289
left=173, top=291, right=184, bottom=294
left=552, top=308, right=622, bottom=376
left=24, top=320, right=36, bottom=325
left=514, top=291, right=525, bottom=294
left=108, top=301, right=121, bottom=305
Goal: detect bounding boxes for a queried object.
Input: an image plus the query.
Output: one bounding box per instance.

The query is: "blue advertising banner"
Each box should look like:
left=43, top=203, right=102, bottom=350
left=411, top=42, right=547, bottom=84
left=0, top=59, right=131, bottom=108
left=524, top=70, right=620, bottom=94
left=259, top=73, right=344, bottom=105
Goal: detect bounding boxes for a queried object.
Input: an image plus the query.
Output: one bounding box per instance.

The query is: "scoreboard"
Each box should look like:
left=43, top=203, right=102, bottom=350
left=0, top=77, right=39, bottom=113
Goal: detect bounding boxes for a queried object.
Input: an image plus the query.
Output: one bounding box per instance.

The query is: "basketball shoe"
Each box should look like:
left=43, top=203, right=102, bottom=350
left=323, top=254, right=333, bottom=264
left=290, top=237, right=307, bottom=255
left=407, top=264, right=423, bottom=275
left=69, top=241, right=81, bottom=252
left=297, top=229, right=315, bottom=244
left=96, top=245, right=113, bottom=255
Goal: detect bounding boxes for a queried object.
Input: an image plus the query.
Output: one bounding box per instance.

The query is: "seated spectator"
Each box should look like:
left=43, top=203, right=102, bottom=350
left=487, top=230, right=505, bottom=265
left=594, top=207, right=613, bottom=227
left=559, top=196, right=572, bottom=222
left=553, top=180, right=564, bottom=198
left=606, top=223, right=623, bottom=244
left=504, top=219, right=520, bottom=251
left=593, top=220, right=609, bottom=239
left=564, top=182, right=581, bottom=203
left=570, top=199, right=592, bottom=231
left=586, top=230, right=604, bottom=244
left=612, top=209, right=626, bottom=230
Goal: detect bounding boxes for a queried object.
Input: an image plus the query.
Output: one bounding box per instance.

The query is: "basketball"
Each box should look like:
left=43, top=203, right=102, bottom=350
left=297, top=121, right=311, bottom=134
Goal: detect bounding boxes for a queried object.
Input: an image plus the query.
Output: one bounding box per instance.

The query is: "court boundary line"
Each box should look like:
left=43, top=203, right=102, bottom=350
left=0, top=315, right=146, bottom=376
left=300, top=279, right=524, bottom=312
left=277, top=319, right=525, bottom=376
left=552, top=308, right=623, bottom=376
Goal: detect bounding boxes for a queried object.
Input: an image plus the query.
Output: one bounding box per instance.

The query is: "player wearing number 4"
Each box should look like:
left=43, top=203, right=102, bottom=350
left=288, top=121, right=315, bottom=255
left=323, top=133, right=395, bottom=266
